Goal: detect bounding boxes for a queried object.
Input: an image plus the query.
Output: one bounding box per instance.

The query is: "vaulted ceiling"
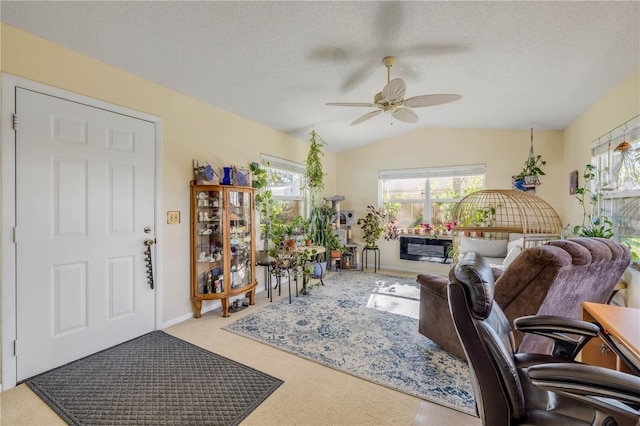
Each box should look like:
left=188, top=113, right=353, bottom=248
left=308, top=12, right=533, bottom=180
left=2, top=1, right=639, bottom=152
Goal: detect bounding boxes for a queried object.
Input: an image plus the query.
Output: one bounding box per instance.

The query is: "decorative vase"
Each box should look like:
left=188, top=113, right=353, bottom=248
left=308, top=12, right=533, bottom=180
left=222, top=167, right=232, bottom=185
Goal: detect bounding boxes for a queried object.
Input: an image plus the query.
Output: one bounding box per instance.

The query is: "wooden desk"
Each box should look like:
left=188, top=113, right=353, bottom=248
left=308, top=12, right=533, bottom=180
left=581, top=302, right=640, bottom=374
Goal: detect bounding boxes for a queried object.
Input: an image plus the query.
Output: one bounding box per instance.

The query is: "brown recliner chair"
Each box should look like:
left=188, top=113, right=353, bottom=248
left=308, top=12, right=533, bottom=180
left=418, top=238, right=631, bottom=359
left=448, top=252, right=640, bottom=425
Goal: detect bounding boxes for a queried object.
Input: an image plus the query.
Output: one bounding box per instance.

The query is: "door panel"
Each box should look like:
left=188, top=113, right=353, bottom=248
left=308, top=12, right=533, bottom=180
left=15, top=88, right=156, bottom=380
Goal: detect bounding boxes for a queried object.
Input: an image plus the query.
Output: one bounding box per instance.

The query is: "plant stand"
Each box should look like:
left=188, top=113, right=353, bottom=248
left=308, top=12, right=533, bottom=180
left=361, top=246, right=380, bottom=273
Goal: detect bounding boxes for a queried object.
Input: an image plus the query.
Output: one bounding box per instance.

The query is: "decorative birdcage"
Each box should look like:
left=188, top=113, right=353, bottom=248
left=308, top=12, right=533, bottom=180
left=451, top=189, right=563, bottom=251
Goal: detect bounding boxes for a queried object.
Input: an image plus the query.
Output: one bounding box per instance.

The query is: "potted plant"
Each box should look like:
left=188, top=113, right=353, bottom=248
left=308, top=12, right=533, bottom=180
left=516, top=154, right=546, bottom=186
left=290, top=215, right=309, bottom=239
left=383, top=218, right=400, bottom=241
left=309, top=204, right=336, bottom=256
left=357, top=205, right=387, bottom=248
left=250, top=161, right=275, bottom=263
left=475, top=205, right=500, bottom=227
left=304, top=130, right=327, bottom=207
left=572, top=164, right=614, bottom=238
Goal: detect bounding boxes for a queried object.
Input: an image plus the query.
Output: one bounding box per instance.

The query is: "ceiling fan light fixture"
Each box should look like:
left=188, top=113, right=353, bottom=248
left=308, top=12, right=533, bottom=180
left=326, top=55, right=462, bottom=126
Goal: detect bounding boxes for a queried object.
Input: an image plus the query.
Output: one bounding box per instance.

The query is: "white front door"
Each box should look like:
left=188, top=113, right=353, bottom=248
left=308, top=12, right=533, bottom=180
left=15, top=88, right=157, bottom=380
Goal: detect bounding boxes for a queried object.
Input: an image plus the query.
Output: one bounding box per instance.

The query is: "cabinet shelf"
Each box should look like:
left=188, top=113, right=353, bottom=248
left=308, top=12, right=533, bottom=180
left=190, top=181, right=256, bottom=318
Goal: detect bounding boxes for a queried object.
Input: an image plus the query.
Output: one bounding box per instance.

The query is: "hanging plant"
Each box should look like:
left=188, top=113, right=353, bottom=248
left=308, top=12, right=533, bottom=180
left=515, top=127, right=546, bottom=187
left=516, top=155, right=546, bottom=181
left=304, top=130, right=327, bottom=206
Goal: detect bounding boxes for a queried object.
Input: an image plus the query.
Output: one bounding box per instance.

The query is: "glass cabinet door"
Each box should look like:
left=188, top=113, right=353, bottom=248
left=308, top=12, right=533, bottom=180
left=195, top=188, right=224, bottom=295
left=229, top=189, right=253, bottom=289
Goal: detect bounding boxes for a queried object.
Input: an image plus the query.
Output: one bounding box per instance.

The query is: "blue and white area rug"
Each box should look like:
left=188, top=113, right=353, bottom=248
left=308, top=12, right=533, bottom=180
left=223, top=271, right=476, bottom=415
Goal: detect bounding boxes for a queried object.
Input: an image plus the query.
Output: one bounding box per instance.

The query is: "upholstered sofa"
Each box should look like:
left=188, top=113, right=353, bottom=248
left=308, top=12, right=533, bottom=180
left=417, top=238, right=631, bottom=359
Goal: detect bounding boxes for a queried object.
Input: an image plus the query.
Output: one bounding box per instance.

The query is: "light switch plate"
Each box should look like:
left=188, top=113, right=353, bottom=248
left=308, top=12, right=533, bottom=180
left=167, top=211, right=180, bottom=224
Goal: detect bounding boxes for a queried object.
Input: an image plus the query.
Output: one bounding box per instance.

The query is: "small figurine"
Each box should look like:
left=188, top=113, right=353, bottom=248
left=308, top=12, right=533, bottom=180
left=206, top=272, right=213, bottom=293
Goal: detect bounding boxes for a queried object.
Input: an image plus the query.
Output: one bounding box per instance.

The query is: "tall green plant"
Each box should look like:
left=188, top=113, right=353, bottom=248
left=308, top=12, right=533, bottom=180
left=304, top=130, right=327, bottom=207
left=572, top=164, right=614, bottom=238
left=250, top=161, right=274, bottom=249
left=309, top=205, right=337, bottom=259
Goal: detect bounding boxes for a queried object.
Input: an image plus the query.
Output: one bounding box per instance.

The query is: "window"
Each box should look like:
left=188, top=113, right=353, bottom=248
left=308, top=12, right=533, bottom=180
left=378, top=165, right=485, bottom=228
left=261, top=154, right=307, bottom=224
left=590, top=116, right=640, bottom=259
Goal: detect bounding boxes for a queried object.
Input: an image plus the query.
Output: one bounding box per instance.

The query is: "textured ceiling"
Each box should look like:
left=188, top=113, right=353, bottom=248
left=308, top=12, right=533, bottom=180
left=2, top=1, right=639, bottom=152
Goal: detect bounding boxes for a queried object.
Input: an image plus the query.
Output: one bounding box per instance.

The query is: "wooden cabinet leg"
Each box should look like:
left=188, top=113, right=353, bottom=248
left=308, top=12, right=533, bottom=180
left=221, top=298, right=230, bottom=318
left=247, top=288, right=256, bottom=305
left=192, top=298, right=202, bottom=319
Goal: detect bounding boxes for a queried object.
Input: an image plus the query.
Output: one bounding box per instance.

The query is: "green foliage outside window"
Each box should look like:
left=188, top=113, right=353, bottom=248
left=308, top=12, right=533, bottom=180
left=572, top=164, right=614, bottom=239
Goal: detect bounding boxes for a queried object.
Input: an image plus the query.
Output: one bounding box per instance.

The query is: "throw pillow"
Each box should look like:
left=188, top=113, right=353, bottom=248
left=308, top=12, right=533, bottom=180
left=460, top=237, right=509, bottom=258
left=502, top=245, right=522, bottom=268
left=507, top=238, right=524, bottom=253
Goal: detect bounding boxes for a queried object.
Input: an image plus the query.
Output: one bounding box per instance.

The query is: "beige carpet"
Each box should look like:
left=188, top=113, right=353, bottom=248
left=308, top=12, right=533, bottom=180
left=1, top=269, right=480, bottom=426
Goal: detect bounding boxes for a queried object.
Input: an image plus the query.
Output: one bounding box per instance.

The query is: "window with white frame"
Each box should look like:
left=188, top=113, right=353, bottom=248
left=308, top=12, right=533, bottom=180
left=378, top=164, right=485, bottom=229
left=590, top=116, right=640, bottom=260
left=260, top=154, right=307, bottom=224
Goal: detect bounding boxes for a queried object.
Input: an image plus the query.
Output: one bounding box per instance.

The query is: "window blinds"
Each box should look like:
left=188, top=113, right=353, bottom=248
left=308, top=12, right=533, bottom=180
left=378, top=164, right=485, bottom=180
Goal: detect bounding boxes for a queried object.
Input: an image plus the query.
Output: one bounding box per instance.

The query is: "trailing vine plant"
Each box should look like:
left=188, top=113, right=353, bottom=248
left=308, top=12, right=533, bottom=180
left=304, top=130, right=327, bottom=207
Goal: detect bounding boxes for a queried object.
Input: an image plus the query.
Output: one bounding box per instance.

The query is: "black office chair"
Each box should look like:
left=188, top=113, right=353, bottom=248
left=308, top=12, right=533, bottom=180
left=448, top=251, right=640, bottom=425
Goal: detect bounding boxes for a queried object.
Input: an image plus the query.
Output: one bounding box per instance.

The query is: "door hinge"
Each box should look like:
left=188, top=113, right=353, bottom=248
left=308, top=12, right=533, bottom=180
left=13, top=340, right=17, bottom=356
left=12, top=113, right=18, bottom=130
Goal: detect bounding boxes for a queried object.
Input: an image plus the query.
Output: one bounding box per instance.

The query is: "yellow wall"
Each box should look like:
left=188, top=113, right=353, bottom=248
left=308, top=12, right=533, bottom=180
left=336, top=66, right=639, bottom=273
left=337, top=127, right=565, bottom=273
left=563, top=66, right=640, bottom=228
left=0, top=24, right=338, bottom=322
left=1, top=22, right=638, bottom=313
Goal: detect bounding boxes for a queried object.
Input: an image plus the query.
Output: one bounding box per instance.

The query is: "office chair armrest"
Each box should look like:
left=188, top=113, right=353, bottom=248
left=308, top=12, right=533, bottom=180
left=528, top=363, right=640, bottom=409
left=514, top=315, right=599, bottom=359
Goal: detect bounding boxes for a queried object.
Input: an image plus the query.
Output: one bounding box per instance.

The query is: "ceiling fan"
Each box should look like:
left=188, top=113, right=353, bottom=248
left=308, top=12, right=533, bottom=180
left=326, top=56, right=462, bottom=126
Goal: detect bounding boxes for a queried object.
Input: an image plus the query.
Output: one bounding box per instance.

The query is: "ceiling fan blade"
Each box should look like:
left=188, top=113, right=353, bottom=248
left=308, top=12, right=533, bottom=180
left=326, top=102, right=377, bottom=107
left=351, top=110, right=382, bottom=126
left=381, top=78, right=406, bottom=103
left=391, top=108, right=418, bottom=123
left=403, top=94, right=462, bottom=108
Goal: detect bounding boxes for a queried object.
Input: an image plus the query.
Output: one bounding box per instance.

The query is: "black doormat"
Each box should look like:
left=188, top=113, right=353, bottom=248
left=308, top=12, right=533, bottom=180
left=25, top=331, right=283, bottom=426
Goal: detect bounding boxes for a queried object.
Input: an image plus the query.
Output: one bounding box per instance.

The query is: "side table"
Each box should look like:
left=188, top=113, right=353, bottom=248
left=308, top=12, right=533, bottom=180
left=256, top=259, right=272, bottom=298
left=362, top=246, right=380, bottom=273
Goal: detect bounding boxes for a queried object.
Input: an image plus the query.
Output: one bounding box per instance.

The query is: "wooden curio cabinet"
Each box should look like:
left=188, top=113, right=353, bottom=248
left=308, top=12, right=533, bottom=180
left=190, top=181, right=256, bottom=317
